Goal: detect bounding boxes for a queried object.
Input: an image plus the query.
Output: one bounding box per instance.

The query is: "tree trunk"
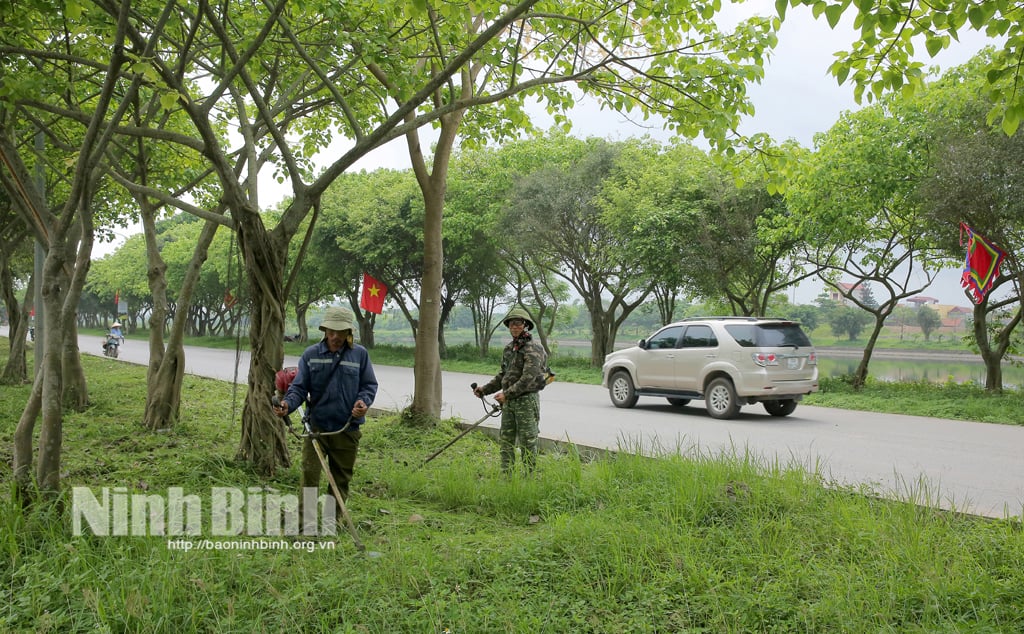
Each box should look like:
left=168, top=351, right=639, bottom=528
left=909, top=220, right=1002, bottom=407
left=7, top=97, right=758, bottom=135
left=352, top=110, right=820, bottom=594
left=35, top=248, right=68, bottom=494
left=1, top=317, right=28, bottom=384
left=295, top=302, right=309, bottom=342
left=589, top=306, right=611, bottom=368
left=234, top=213, right=290, bottom=475
left=47, top=218, right=90, bottom=412
left=12, top=370, right=42, bottom=503
left=61, top=320, right=89, bottom=411
left=145, top=345, right=186, bottom=429
left=983, top=355, right=1003, bottom=392
left=142, top=203, right=173, bottom=428
left=411, top=191, right=444, bottom=419
left=357, top=310, right=376, bottom=348
left=853, top=314, right=887, bottom=390
left=470, top=300, right=495, bottom=356
left=437, top=295, right=454, bottom=359
left=406, top=103, right=464, bottom=421
left=973, top=302, right=1005, bottom=393
left=3, top=132, right=102, bottom=500
left=1, top=270, right=30, bottom=385
left=143, top=220, right=219, bottom=429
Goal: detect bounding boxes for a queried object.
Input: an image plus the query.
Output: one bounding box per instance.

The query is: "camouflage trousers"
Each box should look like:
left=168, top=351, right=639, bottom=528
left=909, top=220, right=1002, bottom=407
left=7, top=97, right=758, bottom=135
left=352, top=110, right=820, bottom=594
left=499, top=392, right=540, bottom=473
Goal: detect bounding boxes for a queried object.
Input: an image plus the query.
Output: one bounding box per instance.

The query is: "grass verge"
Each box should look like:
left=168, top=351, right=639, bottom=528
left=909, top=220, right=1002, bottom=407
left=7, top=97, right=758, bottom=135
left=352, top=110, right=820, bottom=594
left=2, top=348, right=1024, bottom=632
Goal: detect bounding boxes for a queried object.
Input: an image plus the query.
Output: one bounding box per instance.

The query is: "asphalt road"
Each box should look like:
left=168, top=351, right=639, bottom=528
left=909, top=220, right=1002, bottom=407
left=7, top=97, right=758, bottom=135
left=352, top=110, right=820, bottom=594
left=78, top=334, right=1024, bottom=521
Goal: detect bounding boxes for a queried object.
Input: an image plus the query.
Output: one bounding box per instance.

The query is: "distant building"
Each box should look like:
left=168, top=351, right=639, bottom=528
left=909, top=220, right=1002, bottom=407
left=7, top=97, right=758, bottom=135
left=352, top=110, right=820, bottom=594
left=944, top=306, right=973, bottom=330
left=907, top=296, right=940, bottom=307
left=828, top=282, right=866, bottom=306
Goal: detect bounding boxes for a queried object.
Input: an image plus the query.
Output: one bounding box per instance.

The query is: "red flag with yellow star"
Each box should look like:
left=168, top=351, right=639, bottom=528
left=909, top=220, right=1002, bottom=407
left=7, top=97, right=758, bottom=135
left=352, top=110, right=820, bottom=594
left=360, top=272, right=387, bottom=314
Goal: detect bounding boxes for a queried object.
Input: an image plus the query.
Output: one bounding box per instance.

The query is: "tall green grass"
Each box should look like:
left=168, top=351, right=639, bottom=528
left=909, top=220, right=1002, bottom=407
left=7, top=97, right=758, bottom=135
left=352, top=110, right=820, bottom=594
left=812, top=375, right=1024, bottom=424
left=2, top=348, right=1023, bottom=632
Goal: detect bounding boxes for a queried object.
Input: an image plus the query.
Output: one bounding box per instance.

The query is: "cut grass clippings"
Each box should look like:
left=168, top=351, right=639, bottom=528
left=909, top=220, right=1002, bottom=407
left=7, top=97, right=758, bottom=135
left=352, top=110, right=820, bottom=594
left=1, top=347, right=1023, bottom=632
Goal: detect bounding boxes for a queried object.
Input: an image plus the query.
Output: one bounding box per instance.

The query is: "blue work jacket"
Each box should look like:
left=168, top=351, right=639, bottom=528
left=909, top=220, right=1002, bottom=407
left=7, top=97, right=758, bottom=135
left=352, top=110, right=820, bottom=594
left=283, top=340, right=378, bottom=432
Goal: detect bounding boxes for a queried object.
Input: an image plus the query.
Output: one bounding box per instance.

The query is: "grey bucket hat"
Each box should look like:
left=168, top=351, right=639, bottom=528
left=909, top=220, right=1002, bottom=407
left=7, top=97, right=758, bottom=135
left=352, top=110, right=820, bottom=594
left=319, top=306, right=355, bottom=332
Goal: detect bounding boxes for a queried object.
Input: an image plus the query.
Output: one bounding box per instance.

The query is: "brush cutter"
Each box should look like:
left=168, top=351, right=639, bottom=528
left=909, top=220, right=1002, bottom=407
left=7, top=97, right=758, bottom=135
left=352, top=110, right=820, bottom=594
left=300, top=417, right=367, bottom=552
left=418, top=383, right=501, bottom=468
left=274, top=387, right=371, bottom=554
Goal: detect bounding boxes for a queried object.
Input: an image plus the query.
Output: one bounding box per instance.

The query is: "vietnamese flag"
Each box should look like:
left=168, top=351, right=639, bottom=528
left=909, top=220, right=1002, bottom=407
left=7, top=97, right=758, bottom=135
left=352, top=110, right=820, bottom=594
left=360, top=272, right=387, bottom=314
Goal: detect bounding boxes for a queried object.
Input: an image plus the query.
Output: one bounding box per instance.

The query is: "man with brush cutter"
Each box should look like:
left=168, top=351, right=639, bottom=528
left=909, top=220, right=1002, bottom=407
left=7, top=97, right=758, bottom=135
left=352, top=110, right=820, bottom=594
left=473, top=306, right=552, bottom=474
left=274, top=306, right=378, bottom=540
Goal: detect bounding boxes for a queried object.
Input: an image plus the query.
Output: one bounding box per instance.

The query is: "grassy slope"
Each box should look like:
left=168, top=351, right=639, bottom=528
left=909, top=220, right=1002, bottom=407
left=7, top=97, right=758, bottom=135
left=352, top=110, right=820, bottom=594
left=2, top=342, right=1023, bottom=632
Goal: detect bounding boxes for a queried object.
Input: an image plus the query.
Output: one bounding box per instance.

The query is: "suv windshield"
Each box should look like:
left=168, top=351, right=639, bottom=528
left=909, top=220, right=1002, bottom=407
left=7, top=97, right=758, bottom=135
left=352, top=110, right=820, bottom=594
left=724, top=323, right=812, bottom=348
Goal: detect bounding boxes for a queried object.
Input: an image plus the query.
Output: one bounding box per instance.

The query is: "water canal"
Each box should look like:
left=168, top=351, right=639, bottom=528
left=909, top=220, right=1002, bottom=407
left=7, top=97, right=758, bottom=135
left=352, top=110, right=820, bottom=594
left=816, top=348, right=1024, bottom=389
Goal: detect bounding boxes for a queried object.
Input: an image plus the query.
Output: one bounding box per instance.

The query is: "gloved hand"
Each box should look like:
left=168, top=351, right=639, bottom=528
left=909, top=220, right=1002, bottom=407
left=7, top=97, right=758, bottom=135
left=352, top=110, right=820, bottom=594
left=272, top=396, right=291, bottom=426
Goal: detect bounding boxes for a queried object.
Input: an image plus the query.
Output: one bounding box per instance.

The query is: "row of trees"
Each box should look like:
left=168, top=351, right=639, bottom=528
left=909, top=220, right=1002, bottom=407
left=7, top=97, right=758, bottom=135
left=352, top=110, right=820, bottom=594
left=81, top=75, right=1024, bottom=387
left=87, top=59, right=1023, bottom=388
left=0, top=0, right=790, bottom=496
left=2, top=0, right=1022, bottom=500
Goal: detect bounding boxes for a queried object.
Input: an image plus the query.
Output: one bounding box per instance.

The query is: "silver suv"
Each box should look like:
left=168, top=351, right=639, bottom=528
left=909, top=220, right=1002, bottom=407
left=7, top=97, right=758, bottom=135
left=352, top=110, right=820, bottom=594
left=601, top=317, right=818, bottom=419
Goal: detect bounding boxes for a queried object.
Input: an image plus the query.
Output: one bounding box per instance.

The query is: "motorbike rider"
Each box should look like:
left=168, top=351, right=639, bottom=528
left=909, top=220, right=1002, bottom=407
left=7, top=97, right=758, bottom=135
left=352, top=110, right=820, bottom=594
left=103, top=322, right=123, bottom=355
left=109, top=321, right=124, bottom=343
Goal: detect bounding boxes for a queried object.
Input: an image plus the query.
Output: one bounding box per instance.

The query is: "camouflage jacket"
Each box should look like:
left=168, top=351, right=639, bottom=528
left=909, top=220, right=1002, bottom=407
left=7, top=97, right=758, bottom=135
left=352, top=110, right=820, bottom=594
left=479, top=335, right=547, bottom=400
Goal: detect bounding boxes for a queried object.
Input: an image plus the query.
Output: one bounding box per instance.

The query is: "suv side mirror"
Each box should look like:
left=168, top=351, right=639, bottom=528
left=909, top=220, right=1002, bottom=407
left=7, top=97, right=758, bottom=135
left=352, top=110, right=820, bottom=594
left=638, top=339, right=648, bottom=350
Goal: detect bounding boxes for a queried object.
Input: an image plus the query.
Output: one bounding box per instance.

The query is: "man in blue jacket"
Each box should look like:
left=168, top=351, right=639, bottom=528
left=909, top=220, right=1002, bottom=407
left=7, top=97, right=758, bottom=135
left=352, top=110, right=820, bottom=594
left=274, top=306, right=378, bottom=501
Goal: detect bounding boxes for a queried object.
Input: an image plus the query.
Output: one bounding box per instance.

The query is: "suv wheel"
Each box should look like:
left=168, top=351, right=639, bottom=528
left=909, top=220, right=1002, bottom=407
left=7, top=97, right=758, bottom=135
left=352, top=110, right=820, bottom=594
left=763, top=399, right=797, bottom=417
left=608, top=370, right=639, bottom=408
left=705, top=377, right=740, bottom=419
left=667, top=398, right=691, bottom=407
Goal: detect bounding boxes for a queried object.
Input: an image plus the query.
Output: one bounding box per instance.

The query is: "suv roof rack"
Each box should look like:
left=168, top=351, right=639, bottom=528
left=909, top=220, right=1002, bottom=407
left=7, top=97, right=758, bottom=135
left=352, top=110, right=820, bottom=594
left=681, top=316, right=759, bottom=322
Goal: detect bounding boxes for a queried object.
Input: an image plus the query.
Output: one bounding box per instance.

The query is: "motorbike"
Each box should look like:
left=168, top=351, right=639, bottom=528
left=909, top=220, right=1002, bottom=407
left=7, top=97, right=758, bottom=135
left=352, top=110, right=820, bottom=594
left=102, top=332, right=120, bottom=358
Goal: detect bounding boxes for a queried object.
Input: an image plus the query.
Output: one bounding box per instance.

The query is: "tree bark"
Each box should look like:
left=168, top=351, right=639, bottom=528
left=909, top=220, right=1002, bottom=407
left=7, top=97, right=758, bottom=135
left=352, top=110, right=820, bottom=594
left=61, top=321, right=89, bottom=411
left=972, top=299, right=1022, bottom=393
left=295, top=302, right=310, bottom=343
left=143, top=217, right=219, bottom=430
left=411, top=190, right=444, bottom=419
left=234, top=211, right=291, bottom=475
left=853, top=314, right=887, bottom=390
left=36, top=246, right=68, bottom=493
left=59, top=220, right=89, bottom=412
left=12, top=370, right=42, bottom=503
left=355, top=309, right=376, bottom=348
left=588, top=298, right=612, bottom=368
left=973, top=305, right=1003, bottom=392
left=1, top=269, right=30, bottom=385
left=406, top=101, right=464, bottom=420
